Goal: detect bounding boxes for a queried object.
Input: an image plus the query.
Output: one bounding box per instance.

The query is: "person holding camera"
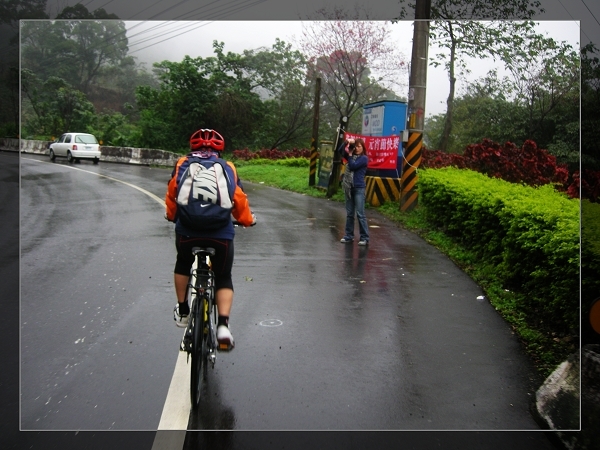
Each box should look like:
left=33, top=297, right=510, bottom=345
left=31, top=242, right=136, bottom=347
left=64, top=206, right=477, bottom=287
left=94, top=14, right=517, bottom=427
left=338, top=137, right=370, bottom=246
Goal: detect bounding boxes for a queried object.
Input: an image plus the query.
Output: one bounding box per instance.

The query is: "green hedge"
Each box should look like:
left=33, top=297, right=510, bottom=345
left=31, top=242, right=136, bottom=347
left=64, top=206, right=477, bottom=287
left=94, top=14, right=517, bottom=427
left=582, top=200, right=600, bottom=329
left=419, top=167, right=580, bottom=335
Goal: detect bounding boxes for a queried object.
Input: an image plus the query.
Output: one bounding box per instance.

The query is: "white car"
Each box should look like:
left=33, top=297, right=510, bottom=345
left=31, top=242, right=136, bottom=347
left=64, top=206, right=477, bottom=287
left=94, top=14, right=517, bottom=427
left=49, top=132, right=101, bottom=164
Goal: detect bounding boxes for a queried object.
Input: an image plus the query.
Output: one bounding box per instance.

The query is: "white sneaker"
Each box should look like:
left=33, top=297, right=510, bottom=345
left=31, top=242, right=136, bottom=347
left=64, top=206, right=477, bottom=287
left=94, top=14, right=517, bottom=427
left=217, top=325, right=235, bottom=351
left=173, top=304, right=189, bottom=328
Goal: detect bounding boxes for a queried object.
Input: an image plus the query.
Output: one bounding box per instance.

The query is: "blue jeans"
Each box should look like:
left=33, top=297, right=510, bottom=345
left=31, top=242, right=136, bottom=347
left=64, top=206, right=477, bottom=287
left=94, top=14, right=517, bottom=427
left=344, top=187, right=369, bottom=241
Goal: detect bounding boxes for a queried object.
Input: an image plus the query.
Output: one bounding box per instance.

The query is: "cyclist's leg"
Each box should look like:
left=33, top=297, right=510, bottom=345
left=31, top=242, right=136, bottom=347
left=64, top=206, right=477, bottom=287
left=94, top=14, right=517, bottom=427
left=210, top=239, right=235, bottom=349
left=174, top=273, right=188, bottom=302
left=173, top=233, right=195, bottom=325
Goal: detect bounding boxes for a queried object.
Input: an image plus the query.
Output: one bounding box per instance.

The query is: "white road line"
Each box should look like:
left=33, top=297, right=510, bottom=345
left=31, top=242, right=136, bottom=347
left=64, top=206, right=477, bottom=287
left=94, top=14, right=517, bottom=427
left=151, top=430, right=187, bottom=450
left=29, top=158, right=166, bottom=206
left=157, top=351, right=191, bottom=430
left=29, top=157, right=192, bottom=439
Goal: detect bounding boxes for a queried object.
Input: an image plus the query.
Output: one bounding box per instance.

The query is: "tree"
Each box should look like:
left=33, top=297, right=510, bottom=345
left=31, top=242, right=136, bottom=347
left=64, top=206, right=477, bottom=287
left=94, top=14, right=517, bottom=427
left=134, top=55, right=218, bottom=150
left=502, top=33, right=579, bottom=141
left=259, top=78, right=314, bottom=149
left=134, top=39, right=320, bottom=151
left=21, top=70, right=95, bottom=137
left=299, top=7, right=409, bottom=196
left=0, top=0, right=49, bottom=135
left=21, top=9, right=129, bottom=95
left=300, top=6, right=408, bottom=123
left=299, top=14, right=408, bottom=124
left=581, top=43, right=600, bottom=171
left=0, top=0, right=47, bottom=29
left=428, top=0, right=543, bottom=152
left=424, top=61, right=579, bottom=163
left=241, top=39, right=314, bottom=149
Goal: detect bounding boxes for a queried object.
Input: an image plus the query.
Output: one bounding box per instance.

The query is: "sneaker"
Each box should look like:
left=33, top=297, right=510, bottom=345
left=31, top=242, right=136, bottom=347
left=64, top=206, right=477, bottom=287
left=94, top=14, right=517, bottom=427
left=340, top=237, right=353, bottom=243
left=173, top=304, right=189, bottom=328
left=358, top=240, right=368, bottom=246
left=217, top=325, right=235, bottom=351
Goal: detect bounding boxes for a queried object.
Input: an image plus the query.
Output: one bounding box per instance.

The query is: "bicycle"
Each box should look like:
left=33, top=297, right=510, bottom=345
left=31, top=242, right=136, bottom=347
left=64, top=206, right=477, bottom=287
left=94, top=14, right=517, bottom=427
left=178, top=221, right=254, bottom=409
left=180, top=246, right=221, bottom=409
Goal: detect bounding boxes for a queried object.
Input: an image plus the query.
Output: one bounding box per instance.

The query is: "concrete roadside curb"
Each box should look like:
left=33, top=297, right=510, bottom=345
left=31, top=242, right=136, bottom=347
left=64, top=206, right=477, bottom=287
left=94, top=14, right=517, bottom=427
left=0, top=138, right=180, bottom=167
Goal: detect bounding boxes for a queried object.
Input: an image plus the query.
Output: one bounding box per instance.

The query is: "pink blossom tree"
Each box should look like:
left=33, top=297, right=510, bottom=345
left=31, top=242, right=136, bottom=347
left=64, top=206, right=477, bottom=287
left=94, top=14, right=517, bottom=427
left=299, top=8, right=409, bottom=124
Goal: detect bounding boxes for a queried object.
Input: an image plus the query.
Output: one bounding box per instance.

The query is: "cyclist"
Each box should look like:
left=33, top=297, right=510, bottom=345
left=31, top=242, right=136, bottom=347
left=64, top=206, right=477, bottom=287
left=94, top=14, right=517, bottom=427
left=165, top=128, right=256, bottom=350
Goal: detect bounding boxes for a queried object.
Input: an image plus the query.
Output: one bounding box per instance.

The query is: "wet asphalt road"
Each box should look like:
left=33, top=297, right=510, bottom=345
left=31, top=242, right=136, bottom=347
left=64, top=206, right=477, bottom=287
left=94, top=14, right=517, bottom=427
left=11, top=153, right=558, bottom=448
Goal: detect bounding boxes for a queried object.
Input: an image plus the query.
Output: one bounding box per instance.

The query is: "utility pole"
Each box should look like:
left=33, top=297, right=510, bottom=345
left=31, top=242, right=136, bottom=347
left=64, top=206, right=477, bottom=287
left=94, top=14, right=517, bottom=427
left=400, top=0, right=431, bottom=212
left=309, top=78, right=321, bottom=186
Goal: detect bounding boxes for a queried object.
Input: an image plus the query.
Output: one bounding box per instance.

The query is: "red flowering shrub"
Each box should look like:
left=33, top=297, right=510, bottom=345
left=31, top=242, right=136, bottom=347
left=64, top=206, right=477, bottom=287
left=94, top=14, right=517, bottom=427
left=421, top=149, right=467, bottom=169
left=421, top=139, right=598, bottom=201
left=462, top=139, right=570, bottom=186
left=232, top=148, right=312, bottom=161
left=567, top=169, right=600, bottom=202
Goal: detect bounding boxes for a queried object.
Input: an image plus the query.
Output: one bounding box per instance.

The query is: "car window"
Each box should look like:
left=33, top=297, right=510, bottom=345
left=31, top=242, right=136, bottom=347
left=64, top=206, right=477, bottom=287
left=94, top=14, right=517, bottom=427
left=58, top=134, right=66, bottom=143
left=64, top=135, right=71, bottom=143
left=75, top=135, right=99, bottom=144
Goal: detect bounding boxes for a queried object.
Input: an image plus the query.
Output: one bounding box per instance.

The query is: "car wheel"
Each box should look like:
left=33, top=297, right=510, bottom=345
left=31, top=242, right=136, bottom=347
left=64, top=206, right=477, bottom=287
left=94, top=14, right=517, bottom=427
left=49, top=149, right=56, bottom=162
left=93, top=158, right=99, bottom=165
left=67, top=151, right=74, bottom=163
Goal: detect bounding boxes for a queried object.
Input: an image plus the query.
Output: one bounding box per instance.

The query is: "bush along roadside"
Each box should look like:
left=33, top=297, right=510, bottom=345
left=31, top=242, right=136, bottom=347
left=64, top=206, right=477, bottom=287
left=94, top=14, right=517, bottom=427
left=417, top=167, right=580, bottom=376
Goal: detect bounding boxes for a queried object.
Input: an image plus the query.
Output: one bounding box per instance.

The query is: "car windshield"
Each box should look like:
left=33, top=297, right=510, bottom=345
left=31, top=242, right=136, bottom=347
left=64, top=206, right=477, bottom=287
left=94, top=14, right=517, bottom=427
left=75, top=135, right=98, bottom=144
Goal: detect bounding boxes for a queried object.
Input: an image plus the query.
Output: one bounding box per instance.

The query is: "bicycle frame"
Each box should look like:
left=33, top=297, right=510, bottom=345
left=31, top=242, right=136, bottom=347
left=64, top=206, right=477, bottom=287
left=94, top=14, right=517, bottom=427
left=182, top=247, right=217, bottom=408
left=193, top=252, right=217, bottom=367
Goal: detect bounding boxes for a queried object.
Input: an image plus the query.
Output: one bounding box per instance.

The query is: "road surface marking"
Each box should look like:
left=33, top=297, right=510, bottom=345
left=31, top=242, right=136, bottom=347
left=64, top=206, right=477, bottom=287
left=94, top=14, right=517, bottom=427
left=30, top=157, right=191, bottom=438
left=157, top=351, right=190, bottom=430
left=29, top=158, right=165, bottom=206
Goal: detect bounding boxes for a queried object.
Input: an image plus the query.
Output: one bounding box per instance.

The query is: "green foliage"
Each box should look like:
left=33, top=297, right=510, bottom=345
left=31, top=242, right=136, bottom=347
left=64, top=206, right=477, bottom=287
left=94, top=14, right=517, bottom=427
left=86, top=111, right=137, bottom=147
left=21, top=71, right=96, bottom=137
left=425, top=62, right=580, bottom=170
left=21, top=18, right=128, bottom=95
left=0, top=0, right=48, bottom=24
left=19, top=12, right=156, bottom=138
left=582, top=200, right=600, bottom=303
left=236, top=163, right=342, bottom=200
left=242, top=157, right=309, bottom=167
left=582, top=44, right=600, bottom=169
left=133, top=40, right=313, bottom=151
left=418, top=167, right=579, bottom=338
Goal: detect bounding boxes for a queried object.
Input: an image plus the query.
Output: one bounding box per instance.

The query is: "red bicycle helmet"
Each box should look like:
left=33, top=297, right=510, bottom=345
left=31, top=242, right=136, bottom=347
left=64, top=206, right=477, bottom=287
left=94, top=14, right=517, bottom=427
left=189, top=128, right=225, bottom=151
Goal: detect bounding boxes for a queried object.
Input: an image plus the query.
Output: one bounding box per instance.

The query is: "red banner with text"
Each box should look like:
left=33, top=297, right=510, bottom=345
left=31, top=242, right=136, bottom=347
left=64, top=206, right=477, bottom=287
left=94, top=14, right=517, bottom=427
left=344, top=132, right=400, bottom=170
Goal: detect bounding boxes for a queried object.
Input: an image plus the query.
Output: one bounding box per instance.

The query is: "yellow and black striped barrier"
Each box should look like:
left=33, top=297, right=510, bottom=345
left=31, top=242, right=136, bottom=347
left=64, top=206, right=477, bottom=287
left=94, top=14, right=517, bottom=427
left=365, top=176, right=402, bottom=207
left=400, top=131, right=423, bottom=211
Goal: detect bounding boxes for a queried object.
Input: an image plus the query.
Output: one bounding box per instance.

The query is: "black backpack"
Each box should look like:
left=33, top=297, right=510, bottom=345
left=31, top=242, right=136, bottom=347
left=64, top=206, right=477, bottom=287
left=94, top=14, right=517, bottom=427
left=175, top=157, right=234, bottom=230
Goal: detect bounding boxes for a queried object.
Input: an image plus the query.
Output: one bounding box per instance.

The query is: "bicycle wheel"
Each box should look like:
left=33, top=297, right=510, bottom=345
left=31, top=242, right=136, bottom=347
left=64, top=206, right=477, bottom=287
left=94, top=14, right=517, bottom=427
left=190, top=296, right=206, bottom=409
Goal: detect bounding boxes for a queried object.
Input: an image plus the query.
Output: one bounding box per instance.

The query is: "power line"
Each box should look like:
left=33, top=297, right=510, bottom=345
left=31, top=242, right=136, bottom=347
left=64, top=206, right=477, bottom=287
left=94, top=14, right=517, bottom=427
left=555, top=0, right=591, bottom=44
left=18, top=0, right=269, bottom=74
left=95, top=0, right=118, bottom=12
left=148, top=0, right=195, bottom=20
left=176, top=0, right=267, bottom=21
left=128, top=22, right=215, bottom=54
left=129, top=0, right=167, bottom=20
left=580, top=0, right=600, bottom=28
left=127, top=0, right=269, bottom=53
left=128, top=22, right=207, bottom=49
